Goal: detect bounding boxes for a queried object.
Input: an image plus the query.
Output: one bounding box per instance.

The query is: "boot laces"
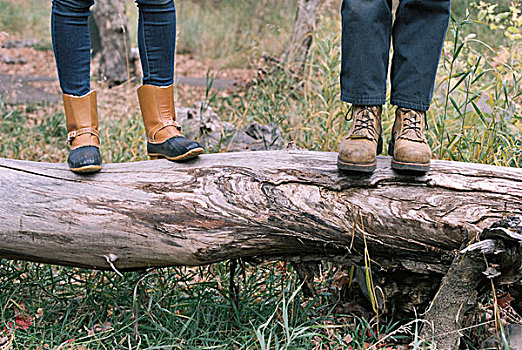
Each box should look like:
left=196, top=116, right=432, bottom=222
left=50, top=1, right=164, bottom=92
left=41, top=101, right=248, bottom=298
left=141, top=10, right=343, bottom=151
left=399, top=107, right=428, bottom=140
left=345, top=106, right=379, bottom=140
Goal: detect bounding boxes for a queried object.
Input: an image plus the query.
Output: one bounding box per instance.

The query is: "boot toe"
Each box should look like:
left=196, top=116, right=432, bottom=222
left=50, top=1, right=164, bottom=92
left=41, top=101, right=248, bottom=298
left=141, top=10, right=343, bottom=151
left=392, top=142, right=431, bottom=172
left=338, top=139, right=377, bottom=164
left=394, top=143, right=431, bottom=164
left=148, top=137, right=204, bottom=161
left=338, top=139, right=379, bottom=172
left=68, top=146, right=102, bottom=173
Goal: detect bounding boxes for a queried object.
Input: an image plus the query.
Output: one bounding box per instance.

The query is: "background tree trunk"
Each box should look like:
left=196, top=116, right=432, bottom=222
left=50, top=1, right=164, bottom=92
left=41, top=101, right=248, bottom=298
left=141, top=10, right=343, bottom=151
left=90, top=0, right=131, bottom=86
left=281, top=0, right=322, bottom=72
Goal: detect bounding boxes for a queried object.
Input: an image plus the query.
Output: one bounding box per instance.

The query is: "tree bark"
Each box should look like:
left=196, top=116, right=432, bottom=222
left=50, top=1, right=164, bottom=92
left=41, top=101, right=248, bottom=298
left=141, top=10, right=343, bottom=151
left=1, top=151, right=521, bottom=347
left=90, top=0, right=131, bottom=86
left=281, top=0, right=322, bottom=72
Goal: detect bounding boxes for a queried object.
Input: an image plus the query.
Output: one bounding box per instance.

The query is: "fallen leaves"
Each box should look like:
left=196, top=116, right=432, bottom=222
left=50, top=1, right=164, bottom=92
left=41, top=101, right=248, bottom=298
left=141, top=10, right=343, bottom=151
left=8, top=301, right=32, bottom=332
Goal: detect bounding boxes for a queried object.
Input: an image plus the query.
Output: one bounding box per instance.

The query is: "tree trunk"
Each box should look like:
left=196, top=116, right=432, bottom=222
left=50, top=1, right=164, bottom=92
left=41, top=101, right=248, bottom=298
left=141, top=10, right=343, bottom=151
left=1, top=151, right=521, bottom=347
left=90, top=0, right=131, bottom=86
left=281, top=0, right=322, bottom=72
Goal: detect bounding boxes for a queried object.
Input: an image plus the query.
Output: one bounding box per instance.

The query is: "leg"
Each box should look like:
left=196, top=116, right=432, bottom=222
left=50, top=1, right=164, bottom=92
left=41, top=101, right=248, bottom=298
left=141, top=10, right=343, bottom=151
left=51, top=0, right=93, bottom=96
left=51, top=0, right=102, bottom=173
left=390, top=0, right=451, bottom=111
left=340, top=0, right=393, bottom=106
left=135, top=0, right=203, bottom=161
left=388, top=0, right=450, bottom=172
left=338, top=0, right=391, bottom=173
left=136, top=0, right=176, bottom=87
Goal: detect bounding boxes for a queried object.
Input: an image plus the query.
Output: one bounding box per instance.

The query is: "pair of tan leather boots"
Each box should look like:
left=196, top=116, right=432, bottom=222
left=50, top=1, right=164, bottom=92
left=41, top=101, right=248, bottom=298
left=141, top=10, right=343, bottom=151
left=337, top=105, right=431, bottom=173
left=64, top=84, right=204, bottom=173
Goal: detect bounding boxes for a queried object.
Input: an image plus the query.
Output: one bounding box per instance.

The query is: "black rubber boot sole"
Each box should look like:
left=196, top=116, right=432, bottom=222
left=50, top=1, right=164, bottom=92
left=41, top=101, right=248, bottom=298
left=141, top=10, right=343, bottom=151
left=68, top=146, right=102, bottom=174
left=149, top=147, right=204, bottom=161
left=147, top=137, right=204, bottom=162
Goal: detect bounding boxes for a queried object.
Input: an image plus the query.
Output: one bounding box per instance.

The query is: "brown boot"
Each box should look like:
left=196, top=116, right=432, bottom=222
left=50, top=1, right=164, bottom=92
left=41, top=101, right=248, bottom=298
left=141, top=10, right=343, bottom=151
left=63, top=91, right=102, bottom=173
left=137, top=84, right=204, bottom=161
left=337, top=105, right=383, bottom=173
left=388, top=107, right=431, bottom=172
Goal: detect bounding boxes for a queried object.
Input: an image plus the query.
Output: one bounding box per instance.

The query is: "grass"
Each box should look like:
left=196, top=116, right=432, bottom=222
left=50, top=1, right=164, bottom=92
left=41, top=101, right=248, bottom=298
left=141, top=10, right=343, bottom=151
left=0, top=0, right=50, bottom=42
left=175, top=0, right=297, bottom=68
left=0, top=260, right=402, bottom=349
left=0, top=0, right=521, bottom=349
left=0, top=105, right=147, bottom=163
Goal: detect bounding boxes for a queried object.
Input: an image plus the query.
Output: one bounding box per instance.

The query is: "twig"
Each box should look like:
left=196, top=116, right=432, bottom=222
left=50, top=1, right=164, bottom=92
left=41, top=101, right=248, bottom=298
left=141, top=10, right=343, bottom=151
left=104, top=254, right=123, bottom=277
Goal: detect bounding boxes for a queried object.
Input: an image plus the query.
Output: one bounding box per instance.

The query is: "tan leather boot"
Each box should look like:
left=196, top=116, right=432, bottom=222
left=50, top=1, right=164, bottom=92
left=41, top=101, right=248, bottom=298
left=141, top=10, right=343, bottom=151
left=388, top=107, right=431, bottom=172
left=337, top=105, right=383, bottom=172
left=63, top=91, right=102, bottom=173
left=137, top=84, right=204, bottom=161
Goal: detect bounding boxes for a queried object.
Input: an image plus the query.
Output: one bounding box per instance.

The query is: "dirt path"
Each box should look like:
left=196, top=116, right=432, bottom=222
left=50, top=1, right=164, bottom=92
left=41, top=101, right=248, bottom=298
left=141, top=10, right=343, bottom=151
left=0, top=36, right=253, bottom=107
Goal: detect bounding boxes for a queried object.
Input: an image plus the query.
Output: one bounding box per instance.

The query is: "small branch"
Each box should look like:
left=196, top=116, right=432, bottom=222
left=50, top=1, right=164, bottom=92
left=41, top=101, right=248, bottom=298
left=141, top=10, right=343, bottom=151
left=104, top=254, right=123, bottom=277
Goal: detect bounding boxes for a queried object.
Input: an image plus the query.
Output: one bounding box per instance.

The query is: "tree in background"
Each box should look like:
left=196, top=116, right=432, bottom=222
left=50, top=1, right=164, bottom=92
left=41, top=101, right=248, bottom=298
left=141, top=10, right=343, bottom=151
left=89, top=0, right=131, bottom=86
left=281, top=0, right=323, bottom=72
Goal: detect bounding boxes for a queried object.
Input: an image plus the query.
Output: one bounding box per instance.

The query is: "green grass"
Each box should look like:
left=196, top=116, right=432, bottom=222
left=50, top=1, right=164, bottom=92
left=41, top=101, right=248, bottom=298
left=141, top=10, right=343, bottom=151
left=175, top=0, right=297, bottom=67
left=0, top=260, right=407, bottom=349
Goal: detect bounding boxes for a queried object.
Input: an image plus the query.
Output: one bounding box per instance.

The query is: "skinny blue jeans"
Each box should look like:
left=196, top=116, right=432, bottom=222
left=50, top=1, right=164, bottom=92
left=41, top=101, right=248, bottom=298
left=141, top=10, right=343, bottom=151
left=51, top=0, right=175, bottom=96
left=341, top=0, right=451, bottom=111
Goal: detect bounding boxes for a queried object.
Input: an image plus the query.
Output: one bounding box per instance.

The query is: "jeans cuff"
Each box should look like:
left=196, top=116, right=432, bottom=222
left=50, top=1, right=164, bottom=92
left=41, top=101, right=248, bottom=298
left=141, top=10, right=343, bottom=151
left=340, top=93, right=385, bottom=106
left=390, top=98, right=430, bottom=112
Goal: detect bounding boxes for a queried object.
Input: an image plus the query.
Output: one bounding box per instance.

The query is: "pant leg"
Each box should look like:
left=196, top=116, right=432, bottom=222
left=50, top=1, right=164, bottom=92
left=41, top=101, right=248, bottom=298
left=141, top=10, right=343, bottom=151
left=135, top=0, right=176, bottom=86
left=390, top=0, right=450, bottom=111
left=340, top=0, right=393, bottom=106
left=51, top=0, right=94, bottom=96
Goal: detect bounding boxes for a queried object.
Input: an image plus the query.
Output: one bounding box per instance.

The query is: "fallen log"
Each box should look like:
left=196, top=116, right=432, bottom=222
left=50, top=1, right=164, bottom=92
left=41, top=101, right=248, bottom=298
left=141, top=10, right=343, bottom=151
left=1, top=151, right=521, bottom=347
left=2, top=150, right=519, bottom=270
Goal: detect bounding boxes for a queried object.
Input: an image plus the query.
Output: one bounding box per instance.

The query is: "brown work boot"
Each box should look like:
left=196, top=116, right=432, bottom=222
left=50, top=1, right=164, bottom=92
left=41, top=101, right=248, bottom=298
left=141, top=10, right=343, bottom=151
left=337, top=105, right=383, bottom=173
left=388, top=107, right=431, bottom=172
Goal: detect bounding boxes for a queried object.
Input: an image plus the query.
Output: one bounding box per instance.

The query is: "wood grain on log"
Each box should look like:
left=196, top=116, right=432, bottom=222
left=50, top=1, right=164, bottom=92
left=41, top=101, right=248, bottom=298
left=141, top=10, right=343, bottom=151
left=1, top=151, right=520, bottom=272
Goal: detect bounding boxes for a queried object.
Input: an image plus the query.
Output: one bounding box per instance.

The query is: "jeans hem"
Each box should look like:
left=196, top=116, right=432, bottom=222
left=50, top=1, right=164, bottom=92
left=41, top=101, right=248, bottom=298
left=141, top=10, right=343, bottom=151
left=390, top=98, right=430, bottom=112
left=340, top=93, right=385, bottom=106
left=144, top=82, right=173, bottom=87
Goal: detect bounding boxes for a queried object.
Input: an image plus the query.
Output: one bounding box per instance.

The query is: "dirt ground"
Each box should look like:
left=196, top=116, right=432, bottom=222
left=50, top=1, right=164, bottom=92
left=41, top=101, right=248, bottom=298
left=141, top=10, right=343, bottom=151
left=0, top=33, right=255, bottom=122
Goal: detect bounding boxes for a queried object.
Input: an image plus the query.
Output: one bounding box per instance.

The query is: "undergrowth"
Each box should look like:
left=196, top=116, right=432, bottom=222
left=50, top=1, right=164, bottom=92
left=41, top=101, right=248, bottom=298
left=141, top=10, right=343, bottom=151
left=0, top=261, right=408, bottom=349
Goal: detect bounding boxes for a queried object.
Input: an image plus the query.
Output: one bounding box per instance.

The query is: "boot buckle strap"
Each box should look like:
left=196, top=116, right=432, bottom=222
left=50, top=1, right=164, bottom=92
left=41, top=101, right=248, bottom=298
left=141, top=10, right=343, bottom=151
left=149, top=120, right=182, bottom=142
left=67, top=127, right=100, bottom=145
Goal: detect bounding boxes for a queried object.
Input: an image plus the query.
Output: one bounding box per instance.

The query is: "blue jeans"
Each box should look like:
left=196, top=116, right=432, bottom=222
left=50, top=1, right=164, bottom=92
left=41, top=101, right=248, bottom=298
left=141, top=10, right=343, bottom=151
left=340, top=0, right=450, bottom=111
left=51, top=0, right=176, bottom=96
